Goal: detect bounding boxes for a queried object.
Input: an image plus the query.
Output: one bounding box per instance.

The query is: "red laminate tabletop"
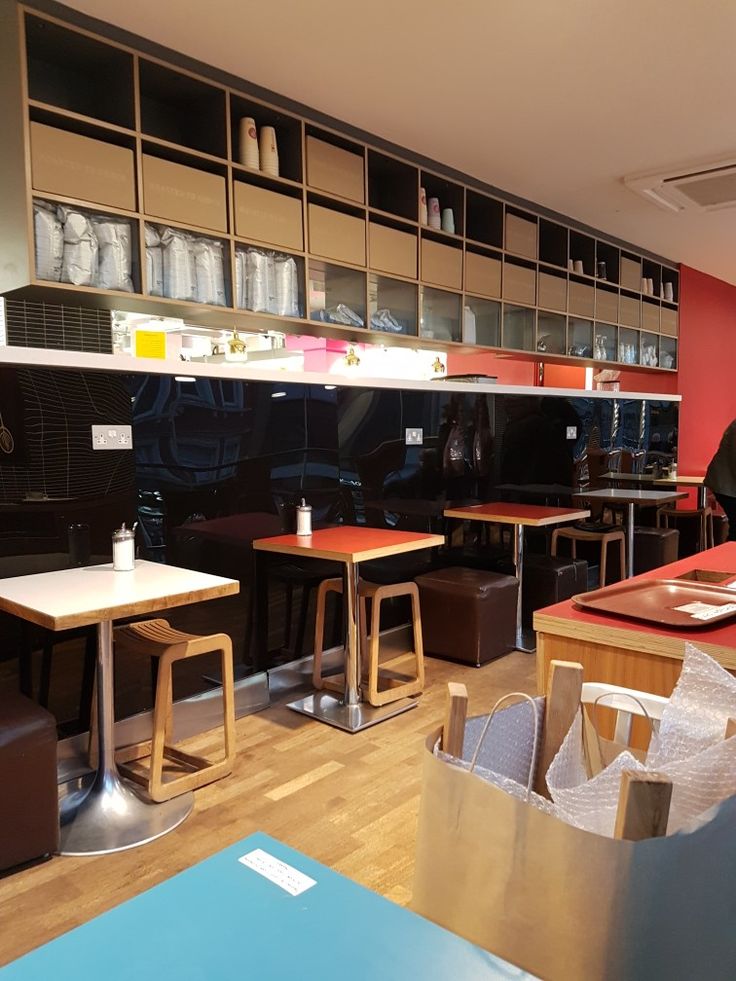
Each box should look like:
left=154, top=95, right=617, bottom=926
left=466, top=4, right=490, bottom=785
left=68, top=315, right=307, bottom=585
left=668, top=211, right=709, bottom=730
left=253, top=526, right=445, bottom=563
left=443, top=502, right=590, bottom=527
left=534, top=542, right=736, bottom=656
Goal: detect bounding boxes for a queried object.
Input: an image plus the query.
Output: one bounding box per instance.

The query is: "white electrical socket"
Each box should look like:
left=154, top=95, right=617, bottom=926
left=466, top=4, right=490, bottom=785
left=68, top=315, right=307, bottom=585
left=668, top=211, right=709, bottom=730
left=566, top=426, right=577, bottom=440
left=92, top=425, right=133, bottom=450
left=405, top=428, right=423, bottom=445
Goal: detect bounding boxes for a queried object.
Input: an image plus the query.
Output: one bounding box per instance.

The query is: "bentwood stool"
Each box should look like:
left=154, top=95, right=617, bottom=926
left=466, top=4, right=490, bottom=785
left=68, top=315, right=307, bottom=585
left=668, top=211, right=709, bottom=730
left=551, top=525, right=626, bottom=586
left=114, top=620, right=236, bottom=802
left=656, top=505, right=714, bottom=554
left=313, top=578, right=425, bottom=706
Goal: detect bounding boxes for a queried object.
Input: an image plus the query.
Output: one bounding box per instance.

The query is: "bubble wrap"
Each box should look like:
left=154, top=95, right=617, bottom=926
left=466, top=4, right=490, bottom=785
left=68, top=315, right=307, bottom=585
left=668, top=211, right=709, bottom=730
left=33, top=201, right=64, bottom=282
left=92, top=218, right=134, bottom=292
left=58, top=207, right=98, bottom=287
left=160, top=227, right=196, bottom=301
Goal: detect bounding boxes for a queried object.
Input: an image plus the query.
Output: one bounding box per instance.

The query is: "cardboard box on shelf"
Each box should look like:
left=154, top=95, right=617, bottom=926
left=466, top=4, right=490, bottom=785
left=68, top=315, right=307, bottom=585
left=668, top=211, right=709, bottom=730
left=142, top=154, right=227, bottom=233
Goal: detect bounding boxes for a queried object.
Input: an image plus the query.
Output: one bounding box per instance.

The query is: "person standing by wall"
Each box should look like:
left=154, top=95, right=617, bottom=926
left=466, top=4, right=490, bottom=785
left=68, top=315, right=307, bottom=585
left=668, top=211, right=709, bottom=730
left=705, top=418, right=736, bottom=540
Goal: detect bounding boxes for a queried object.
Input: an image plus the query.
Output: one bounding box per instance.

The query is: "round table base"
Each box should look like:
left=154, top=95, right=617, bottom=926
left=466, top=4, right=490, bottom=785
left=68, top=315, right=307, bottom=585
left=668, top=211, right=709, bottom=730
left=59, top=770, right=193, bottom=856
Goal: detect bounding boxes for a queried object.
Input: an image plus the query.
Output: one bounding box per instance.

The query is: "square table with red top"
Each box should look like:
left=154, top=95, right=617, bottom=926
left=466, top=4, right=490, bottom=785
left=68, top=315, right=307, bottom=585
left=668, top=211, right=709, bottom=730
left=253, top=526, right=444, bottom=732
left=443, top=502, right=591, bottom=652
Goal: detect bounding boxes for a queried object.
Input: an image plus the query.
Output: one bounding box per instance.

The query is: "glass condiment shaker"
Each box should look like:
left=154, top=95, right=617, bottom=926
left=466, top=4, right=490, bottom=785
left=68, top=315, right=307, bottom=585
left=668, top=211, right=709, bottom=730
left=296, top=499, right=312, bottom=536
left=112, top=522, right=137, bottom=571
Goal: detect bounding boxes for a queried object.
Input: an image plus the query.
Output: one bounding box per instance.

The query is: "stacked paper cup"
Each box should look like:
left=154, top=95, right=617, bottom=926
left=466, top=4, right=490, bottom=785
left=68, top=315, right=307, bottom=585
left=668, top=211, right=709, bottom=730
left=259, top=126, right=279, bottom=177
left=239, top=117, right=260, bottom=169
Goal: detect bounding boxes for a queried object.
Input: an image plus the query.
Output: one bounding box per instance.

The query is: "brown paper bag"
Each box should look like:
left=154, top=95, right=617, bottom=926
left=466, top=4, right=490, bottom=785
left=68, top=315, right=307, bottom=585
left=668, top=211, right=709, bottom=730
left=413, top=726, right=736, bottom=981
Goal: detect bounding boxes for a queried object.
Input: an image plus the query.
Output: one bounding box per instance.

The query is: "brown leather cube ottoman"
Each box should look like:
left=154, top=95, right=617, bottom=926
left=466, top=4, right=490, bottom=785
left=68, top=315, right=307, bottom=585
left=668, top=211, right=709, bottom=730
left=415, top=567, right=519, bottom=666
left=0, top=692, right=58, bottom=872
left=633, top=526, right=680, bottom=575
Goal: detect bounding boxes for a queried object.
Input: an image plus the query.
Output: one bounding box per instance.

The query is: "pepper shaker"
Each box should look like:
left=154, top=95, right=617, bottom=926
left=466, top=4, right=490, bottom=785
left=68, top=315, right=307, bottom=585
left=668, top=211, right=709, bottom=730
left=112, top=522, right=137, bottom=571
left=296, top=498, right=312, bottom=536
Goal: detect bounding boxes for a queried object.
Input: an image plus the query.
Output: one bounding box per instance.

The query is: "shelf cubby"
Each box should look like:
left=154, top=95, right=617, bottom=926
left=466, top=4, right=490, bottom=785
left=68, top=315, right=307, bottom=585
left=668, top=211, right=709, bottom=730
left=139, top=59, right=227, bottom=159
left=309, top=260, right=366, bottom=328
left=641, top=258, right=662, bottom=299
left=537, top=311, right=566, bottom=355
left=25, top=13, right=135, bottom=130
left=231, top=95, right=303, bottom=183
left=146, top=222, right=230, bottom=306
left=568, top=317, right=593, bottom=358
left=538, top=268, right=567, bottom=313
left=641, top=330, right=659, bottom=368
left=369, top=217, right=418, bottom=280
left=420, top=235, right=463, bottom=291
left=235, top=244, right=303, bottom=318
left=539, top=219, right=568, bottom=269
left=620, top=252, right=642, bottom=292
left=660, top=335, right=678, bottom=371
left=141, top=144, right=228, bottom=234
left=420, top=285, right=462, bottom=343
left=465, top=246, right=502, bottom=299
left=369, top=273, right=417, bottom=336
left=619, top=290, right=641, bottom=329
left=568, top=276, right=595, bottom=319
left=642, top=298, right=661, bottom=333
left=595, top=240, right=619, bottom=284
left=420, top=171, right=464, bottom=236
left=618, top=325, right=640, bottom=365
left=368, top=150, right=418, bottom=222
left=305, top=127, right=365, bottom=204
left=503, top=257, right=536, bottom=306
left=595, top=283, right=619, bottom=325
left=503, top=304, right=535, bottom=352
left=233, top=175, right=304, bottom=252
left=308, top=198, right=366, bottom=268
left=505, top=207, right=538, bottom=260
left=593, top=324, right=617, bottom=362
left=465, top=191, right=503, bottom=248
left=464, top=296, right=501, bottom=347
left=661, top=267, right=679, bottom=303
left=569, top=230, right=596, bottom=278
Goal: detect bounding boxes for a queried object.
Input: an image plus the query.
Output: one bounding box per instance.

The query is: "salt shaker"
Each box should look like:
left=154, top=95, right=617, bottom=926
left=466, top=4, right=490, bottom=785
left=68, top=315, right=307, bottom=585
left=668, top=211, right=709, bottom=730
left=112, top=522, right=136, bottom=571
left=296, top=498, right=312, bottom=536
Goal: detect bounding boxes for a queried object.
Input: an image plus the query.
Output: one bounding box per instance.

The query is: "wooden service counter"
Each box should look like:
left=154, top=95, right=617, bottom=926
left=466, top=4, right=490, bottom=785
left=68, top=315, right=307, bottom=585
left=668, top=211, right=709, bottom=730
left=534, top=542, right=736, bottom=697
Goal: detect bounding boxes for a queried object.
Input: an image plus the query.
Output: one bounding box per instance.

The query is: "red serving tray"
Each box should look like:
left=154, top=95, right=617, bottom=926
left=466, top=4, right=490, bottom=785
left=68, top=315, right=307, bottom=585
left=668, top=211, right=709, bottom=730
left=572, top=578, right=736, bottom=628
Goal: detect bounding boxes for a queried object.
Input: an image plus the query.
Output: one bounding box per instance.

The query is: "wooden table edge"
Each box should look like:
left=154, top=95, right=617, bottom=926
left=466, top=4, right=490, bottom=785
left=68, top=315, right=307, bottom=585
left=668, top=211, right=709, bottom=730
left=252, top=534, right=445, bottom=563
left=0, top=580, right=240, bottom=632
left=443, top=508, right=591, bottom=527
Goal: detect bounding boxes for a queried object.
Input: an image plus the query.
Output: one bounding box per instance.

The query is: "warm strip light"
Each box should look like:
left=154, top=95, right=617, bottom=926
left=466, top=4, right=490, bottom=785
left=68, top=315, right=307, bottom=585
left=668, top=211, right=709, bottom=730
left=174, top=375, right=196, bottom=383
left=271, top=391, right=288, bottom=398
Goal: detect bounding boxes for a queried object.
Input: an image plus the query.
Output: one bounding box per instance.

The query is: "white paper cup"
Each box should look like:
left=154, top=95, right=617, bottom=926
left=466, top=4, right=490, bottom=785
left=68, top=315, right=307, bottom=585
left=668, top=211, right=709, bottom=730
left=441, top=208, right=455, bottom=234
left=239, top=117, right=259, bottom=169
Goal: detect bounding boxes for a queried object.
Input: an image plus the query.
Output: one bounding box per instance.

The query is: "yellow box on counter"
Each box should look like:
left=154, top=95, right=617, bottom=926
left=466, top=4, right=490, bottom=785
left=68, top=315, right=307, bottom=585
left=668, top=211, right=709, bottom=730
left=502, top=261, right=536, bottom=305
left=421, top=238, right=462, bottom=291
left=369, top=222, right=417, bottom=279
left=30, top=121, right=136, bottom=212
left=142, top=154, right=227, bottom=233
left=465, top=252, right=501, bottom=299
left=308, top=203, right=366, bottom=266
left=234, top=181, right=303, bottom=251
left=306, top=137, right=365, bottom=203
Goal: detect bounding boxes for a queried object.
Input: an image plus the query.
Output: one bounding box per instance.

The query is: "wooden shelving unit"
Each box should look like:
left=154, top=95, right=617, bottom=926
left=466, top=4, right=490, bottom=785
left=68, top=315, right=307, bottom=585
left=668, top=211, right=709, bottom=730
left=1, top=5, right=679, bottom=371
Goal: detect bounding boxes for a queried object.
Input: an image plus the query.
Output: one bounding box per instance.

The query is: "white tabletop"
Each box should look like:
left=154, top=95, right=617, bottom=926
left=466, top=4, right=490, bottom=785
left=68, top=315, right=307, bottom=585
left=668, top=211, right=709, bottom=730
left=574, top=488, right=686, bottom=505
left=0, top=560, right=239, bottom=630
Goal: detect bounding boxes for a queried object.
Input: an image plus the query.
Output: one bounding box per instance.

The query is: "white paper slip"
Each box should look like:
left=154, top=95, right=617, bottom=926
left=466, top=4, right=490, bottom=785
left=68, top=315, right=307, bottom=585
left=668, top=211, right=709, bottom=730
left=238, top=848, right=317, bottom=897
left=674, top=601, right=736, bottom=621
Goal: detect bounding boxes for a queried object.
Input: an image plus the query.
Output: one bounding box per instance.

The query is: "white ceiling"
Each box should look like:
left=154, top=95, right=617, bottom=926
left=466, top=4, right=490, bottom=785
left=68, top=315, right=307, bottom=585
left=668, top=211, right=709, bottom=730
left=66, top=0, right=736, bottom=284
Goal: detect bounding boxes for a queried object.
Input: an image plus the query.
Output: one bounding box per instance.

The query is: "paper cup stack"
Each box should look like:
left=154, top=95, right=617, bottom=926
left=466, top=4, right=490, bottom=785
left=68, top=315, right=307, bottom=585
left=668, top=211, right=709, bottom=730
left=259, top=126, right=279, bottom=177
left=239, top=117, right=260, bottom=169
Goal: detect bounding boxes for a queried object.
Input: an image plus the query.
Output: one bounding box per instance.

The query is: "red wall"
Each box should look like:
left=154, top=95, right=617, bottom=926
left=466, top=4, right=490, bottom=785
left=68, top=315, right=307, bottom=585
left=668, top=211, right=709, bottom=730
left=677, top=265, right=736, bottom=475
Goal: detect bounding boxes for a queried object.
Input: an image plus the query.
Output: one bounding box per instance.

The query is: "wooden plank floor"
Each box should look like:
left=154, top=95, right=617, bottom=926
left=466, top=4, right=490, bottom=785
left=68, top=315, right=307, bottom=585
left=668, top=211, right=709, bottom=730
left=0, top=650, right=535, bottom=966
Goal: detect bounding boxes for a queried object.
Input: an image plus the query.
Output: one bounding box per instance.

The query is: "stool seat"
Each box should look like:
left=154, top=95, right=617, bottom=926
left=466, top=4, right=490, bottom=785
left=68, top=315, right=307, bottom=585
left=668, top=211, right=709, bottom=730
left=657, top=505, right=714, bottom=554
left=551, top=525, right=625, bottom=587
left=415, top=567, right=518, bottom=666
left=115, top=619, right=236, bottom=802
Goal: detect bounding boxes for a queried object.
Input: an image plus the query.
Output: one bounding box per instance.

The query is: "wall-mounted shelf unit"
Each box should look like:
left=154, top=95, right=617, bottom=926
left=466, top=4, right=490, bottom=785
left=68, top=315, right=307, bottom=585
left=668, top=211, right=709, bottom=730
left=0, top=4, right=679, bottom=371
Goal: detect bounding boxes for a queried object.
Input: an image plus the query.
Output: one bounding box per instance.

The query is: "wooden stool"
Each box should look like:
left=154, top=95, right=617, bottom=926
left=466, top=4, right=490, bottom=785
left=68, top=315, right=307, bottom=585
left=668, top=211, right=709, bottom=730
left=114, top=619, right=236, bottom=802
left=551, top=525, right=625, bottom=586
left=657, top=505, right=714, bottom=552
left=313, top=577, right=424, bottom=706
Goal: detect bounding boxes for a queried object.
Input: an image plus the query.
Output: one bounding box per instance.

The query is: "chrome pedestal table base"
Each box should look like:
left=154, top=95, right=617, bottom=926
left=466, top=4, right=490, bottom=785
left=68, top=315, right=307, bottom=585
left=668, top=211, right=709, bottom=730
left=287, top=691, right=417, bottom=733
left=59, top=620, right=193, bottom=856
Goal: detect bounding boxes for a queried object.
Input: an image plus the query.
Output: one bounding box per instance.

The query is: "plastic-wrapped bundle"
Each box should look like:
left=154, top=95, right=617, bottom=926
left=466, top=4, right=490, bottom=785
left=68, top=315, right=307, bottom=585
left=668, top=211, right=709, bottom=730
left=58, top=207, right=98, bottom=286
left=244, top=247, right=271, bottom=313
left=33, top=201, right=64, bottom=282
left=145, top=224, right=164, bottom=297
left=192, top=237, right=226, bottom=306
left=92, top=218, right=134, bottom=292
left=235, top=249, right=246, bottom=309
left=311, top=303, right=364, bottom=327
left=160, top=227, right=196, bottom=301
left=370, top=308, right=404, bottom=333
left=271, top=253, right=299, bottom=317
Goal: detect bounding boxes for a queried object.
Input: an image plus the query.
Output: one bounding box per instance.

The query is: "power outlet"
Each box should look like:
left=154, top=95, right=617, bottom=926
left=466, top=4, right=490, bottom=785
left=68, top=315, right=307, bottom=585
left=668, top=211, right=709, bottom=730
left=405, top=428, right=423, bottom=446
left=92, top=425, right=133, bottom=450
left=566, top=426, right=577, bottom=440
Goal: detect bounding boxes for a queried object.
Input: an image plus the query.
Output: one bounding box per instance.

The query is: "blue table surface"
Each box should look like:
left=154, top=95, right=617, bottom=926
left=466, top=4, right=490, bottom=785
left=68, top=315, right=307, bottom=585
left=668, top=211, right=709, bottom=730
left=2, top=832, right=531, bottom=980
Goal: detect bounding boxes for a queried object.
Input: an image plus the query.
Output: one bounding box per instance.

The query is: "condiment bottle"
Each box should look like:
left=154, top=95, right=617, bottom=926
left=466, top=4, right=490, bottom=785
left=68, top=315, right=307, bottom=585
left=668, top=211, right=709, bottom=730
left=296, top=499, right=312, bottom=536
left=112, top=522, right=136, bottom=571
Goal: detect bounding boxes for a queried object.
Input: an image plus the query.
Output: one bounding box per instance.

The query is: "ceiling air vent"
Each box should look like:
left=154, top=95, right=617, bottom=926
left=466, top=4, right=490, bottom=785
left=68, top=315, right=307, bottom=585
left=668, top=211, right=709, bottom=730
left=625, top=156, right=736, bottom=213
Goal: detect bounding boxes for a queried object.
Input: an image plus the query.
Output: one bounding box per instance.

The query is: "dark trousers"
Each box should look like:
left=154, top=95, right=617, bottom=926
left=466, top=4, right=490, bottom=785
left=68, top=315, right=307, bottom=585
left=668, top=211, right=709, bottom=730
left=715, top=494, right=736, bottom=541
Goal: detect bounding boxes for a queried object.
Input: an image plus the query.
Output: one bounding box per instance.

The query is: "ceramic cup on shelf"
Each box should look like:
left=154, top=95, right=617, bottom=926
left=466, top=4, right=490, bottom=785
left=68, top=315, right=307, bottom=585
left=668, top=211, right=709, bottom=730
left=428, top=197, right=441, bottom=229
left=567, top=258, right=574, bottom=272
left=573, top=259, right=584, bottom=275
left=239, top=117, right=260, bottom=169
left=259, top=126, right=279, bottom=176
left=419, top=187, right=428, bottom=225
left=441, top=208, right=455, bottom=234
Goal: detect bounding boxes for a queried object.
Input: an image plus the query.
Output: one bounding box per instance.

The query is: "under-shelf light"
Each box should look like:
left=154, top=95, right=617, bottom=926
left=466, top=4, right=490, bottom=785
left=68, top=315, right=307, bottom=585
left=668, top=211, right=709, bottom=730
left=271, top=391, right=288, bottom=398
left=174, top=375, right=196, bottom=383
